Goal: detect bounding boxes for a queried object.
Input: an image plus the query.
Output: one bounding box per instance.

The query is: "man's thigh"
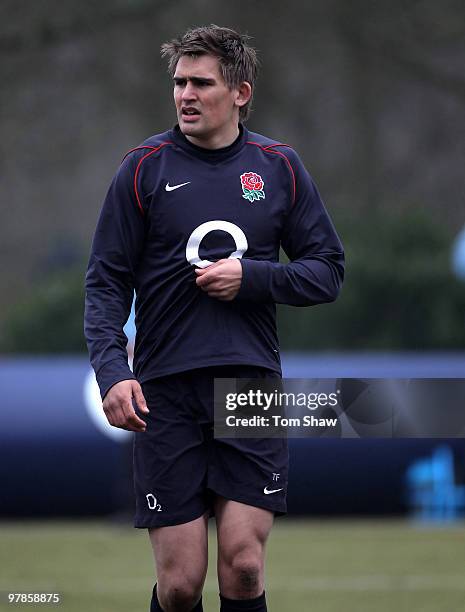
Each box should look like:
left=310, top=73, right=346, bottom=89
left=149, top=512, right=209, bottom=580
left=133, top=374, right=211, bottom=528
left=215, top=497, right=274, bottom=552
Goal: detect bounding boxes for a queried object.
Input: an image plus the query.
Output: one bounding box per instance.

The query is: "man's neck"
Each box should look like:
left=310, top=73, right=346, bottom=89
left=185, top=124, right=240, bottom=150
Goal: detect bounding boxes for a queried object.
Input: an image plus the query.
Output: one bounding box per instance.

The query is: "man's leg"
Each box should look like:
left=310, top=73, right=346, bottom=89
left=149, top=512, right=209, bottom=612
left=215, top=497, right=273, bottom=611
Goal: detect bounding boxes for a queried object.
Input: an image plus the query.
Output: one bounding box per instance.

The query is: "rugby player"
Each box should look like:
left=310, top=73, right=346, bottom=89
left=84, top=24, right=344, bottom=612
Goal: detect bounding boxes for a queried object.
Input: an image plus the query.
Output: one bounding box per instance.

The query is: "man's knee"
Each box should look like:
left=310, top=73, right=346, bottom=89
left=158, top=574, right=203, bottom=611
left=232, top=553, right=262, bottom=593
left=221, top=546, right=264, bottom=597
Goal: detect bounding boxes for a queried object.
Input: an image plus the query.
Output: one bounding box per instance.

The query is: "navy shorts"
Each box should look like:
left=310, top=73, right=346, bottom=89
left=133, top=365, right=288, bottom=528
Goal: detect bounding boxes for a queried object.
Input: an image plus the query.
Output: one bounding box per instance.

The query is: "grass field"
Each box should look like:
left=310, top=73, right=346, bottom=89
left=0, top=519, right=464, bottom=611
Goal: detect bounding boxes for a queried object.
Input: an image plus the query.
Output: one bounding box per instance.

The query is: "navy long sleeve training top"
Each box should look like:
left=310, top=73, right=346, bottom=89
left=84, top=124, right=344, bottom=399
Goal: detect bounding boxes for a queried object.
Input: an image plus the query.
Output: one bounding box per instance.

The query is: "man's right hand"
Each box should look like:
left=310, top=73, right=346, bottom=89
left=102, top=379, right=149, bottom=432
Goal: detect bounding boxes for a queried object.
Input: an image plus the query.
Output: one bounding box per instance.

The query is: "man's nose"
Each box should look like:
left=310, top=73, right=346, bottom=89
left=182, top=81, right=197, bottom=101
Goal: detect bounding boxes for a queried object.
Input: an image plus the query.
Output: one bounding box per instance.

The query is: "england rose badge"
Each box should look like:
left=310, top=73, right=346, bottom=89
left=240, top=172, right=265, bottom=202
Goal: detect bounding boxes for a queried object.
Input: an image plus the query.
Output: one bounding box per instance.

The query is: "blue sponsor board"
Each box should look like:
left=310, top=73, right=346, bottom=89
left=1, top=354, right=464, bottom=517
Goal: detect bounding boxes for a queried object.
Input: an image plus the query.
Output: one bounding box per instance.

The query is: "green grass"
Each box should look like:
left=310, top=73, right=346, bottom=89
left=0, top=519, right=464, bottom=611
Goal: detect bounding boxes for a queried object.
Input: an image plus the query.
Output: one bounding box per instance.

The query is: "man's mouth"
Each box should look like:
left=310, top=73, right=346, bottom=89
left=181, top=107, right=201, bottom=119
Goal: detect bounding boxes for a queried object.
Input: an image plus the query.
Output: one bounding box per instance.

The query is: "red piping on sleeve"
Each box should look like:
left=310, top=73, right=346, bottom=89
left=246, top=141, right=296, bottom=205
left=122, top=142, right=172, bottom=215
left=262, top=143, right=292, bottom=150
left=122, top=145, right=157, bottom=161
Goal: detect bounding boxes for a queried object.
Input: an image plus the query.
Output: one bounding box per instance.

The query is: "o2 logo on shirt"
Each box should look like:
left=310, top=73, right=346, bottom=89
left=185, top=220, right=248, bottom=269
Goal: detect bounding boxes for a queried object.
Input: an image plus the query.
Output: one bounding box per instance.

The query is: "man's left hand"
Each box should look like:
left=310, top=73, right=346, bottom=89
left=195, top=259, right=242, bottom=301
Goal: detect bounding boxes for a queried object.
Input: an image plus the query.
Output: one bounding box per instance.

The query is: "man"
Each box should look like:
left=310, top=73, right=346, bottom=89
left=84, top=25, right=344, bottom=612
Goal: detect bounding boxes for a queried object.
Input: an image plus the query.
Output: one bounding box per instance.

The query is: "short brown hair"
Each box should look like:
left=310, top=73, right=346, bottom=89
left=161, top=25, right=259, bottom=122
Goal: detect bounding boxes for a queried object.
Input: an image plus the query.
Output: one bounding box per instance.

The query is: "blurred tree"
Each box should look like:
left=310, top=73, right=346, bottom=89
left=278, top=208, right=465, bottom=350
left=0, top=268, right=87, bottom=353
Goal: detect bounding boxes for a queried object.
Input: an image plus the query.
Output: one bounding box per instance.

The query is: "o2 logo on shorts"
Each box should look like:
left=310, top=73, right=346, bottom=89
left=185, top=220, right=248, bottom=269
left=146, top=493, right=162, bottom=512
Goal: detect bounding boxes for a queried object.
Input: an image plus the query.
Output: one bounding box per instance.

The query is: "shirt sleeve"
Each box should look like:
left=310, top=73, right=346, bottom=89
left=237, top=150, right=344, bottom=306
left=84, top=153, right=145, bottom=399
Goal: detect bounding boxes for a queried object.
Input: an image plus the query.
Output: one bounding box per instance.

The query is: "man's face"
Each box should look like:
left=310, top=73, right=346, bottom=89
left=173, top=54, right=241, bottom=146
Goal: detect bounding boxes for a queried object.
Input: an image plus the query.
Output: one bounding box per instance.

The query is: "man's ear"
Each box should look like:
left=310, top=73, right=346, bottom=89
left=235, top=81, right=252, bottom=109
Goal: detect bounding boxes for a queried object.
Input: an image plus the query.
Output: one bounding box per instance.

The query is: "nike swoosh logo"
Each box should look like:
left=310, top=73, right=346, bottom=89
left=165, top=181, right=190, bottom=192
left=264, top=486, right=284, bottom=495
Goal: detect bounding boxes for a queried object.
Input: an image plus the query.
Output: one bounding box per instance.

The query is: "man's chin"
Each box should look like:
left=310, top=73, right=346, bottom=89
left=179, top=121, right=203, bottom=136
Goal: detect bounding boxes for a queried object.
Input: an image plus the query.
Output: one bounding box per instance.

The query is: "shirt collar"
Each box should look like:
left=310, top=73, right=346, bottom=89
left=169, top=124, right=248, bottom=162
